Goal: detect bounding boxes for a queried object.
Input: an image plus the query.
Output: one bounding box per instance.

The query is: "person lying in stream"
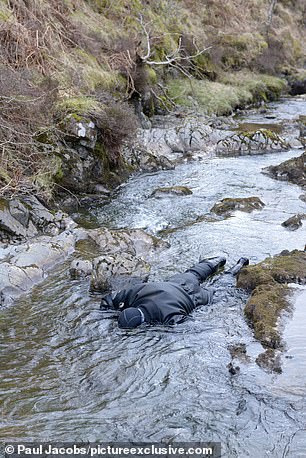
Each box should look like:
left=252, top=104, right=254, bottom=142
left=100, top=256, right=249, bottom=328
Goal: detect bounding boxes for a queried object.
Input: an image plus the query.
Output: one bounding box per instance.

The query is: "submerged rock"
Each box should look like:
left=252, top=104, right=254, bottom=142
left=263, top=151, right=306, bottom=189
left=256, top=349, right=282, bottom=374
left=150, top=186, right=193, bottom=198
left=237, top=249, right=306, bottom=351
left=281, top=214, right=306, bottom=231
left=211, top=197, right=265, bottom=215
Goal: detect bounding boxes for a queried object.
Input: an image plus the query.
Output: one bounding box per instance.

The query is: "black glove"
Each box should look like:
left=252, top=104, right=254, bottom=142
left=100, top=294, right=114, bottom=309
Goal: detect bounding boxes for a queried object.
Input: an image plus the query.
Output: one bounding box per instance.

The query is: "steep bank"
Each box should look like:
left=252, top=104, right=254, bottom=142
left=0, top=0, right=305, bottom=198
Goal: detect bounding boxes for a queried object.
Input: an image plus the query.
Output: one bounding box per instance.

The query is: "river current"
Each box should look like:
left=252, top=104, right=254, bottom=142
left=1, top=98, right=306, bottom=457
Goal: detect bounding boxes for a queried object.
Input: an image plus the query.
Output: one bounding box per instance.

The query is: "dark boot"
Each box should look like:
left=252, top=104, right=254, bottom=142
left=204, top=256, right=227, bottom=272
left=187, top=256, right=226, bottom=281
left=225, top=257, right=249, bottom=276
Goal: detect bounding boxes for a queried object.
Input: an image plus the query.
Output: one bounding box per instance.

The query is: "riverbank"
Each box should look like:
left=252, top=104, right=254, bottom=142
left=1, top=95, right=305, bottom=306
left=1, top=97, right=306, bottom=457
left=1, top=0, right=305, bottom=199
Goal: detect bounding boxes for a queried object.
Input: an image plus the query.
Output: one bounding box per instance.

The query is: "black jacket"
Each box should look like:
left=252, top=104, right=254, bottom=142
left=101, top=281, right=213, bottom=325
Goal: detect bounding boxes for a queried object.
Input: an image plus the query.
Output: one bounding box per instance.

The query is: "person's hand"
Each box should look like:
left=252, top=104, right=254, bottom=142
left=100, top=296, right=113, bottom=309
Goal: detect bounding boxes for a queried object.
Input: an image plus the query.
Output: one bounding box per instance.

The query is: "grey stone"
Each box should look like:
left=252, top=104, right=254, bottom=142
left=90, top=252, right=150, bottom=292
left=211, top=197, right=265, bottom=216
left=70, top=259, right=93, bottom=279
left=281, top=214, right=306, bottom=231
left=151, top=186, right=193, bottom=198
left=88, top=227, right=168, bottom=259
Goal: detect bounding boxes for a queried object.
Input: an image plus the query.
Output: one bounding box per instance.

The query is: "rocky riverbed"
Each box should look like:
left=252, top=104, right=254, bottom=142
left=1, top=95, right=306, bottom=457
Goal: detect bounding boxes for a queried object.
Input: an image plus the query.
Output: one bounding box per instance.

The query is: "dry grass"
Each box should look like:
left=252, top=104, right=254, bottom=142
left=0, top=0, right=304, bottom=197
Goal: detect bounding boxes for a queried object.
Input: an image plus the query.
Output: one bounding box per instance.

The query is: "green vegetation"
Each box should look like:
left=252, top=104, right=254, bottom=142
left=237, top=249, right=306, bottom=348
left=166, top=72, right=287, bottom=115
left=0, top=0, right=305, bottom=197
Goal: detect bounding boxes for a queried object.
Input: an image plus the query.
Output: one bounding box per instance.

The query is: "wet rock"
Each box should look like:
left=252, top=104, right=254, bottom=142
left=0, top=263, right=44, bottom=306
left=256, top=349, right=282, bottom=374
left=227, top=362, right=240, bottom=375
left=0, top=196, right=76, bottom=247
left=299, top=194, right=306, bottom=203
left=289, top=78, right=306, bottom=96
left=0, top=229, right=86, bottom=306
left=281, top=214, right=306, bottom=231
left=0, top=197, right=38, bottom=241
left=150, top=186, right=193, bottom=198
left=90, top=252, right=150, bottom=292
left=263, top=151, right=306, bottom=189
left=69, top=259, right=93, bottom=279
left=216, top=129, right=288, bottom=156
left=211, top=197, right=265, bottom=216
left=237, top=249, right=306, bottom=350
left=74, top=227, right=169, bottom=292
left=122, top=114, right=224, bottom=172
left=88, top=227, right=169, bottom=259
left=298, top=115, right=306, bottom=146
left=228, top=343, right=250, bottom=363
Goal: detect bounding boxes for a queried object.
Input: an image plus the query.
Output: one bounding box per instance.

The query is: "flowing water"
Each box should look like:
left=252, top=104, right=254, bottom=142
left=1, top=97, right=306, bottom=457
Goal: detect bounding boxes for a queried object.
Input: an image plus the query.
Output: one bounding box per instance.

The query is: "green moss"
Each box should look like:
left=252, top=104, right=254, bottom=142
left=146, top=67, right=158, bottom=85
left=218, top=32, right=268, bottom=69
left=238, top=249, right=306, bottom=349
left=56, top=97, right=103, bottom=115
left=167, top=78, right=252, bottom=115
left=0, top=1, right=11, bottom=21
left=151, top=186, right=193, bottom=197
left=245, top=283, right=289, bottom=348
left=0, top=197, right=9, bottom=211
left=221, top=71, right=286, bottom=101
left=211, top=197, right=265, bottom=215
left=165, top=73, right=283, bottom=115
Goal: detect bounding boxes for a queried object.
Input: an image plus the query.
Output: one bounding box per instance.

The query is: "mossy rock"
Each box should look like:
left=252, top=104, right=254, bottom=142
left=281, top=214, right=306, bottom=231
left=150, top=186, right=193, bottom=198
left=238, top=249, right=306, bottom=351
left=244, top=283, right=289, bottom=349
left=237, top=266, right=276, bottom=290
left=238, top=250, right=306, bottom=289
left=211, top=197, right=265, bottom=215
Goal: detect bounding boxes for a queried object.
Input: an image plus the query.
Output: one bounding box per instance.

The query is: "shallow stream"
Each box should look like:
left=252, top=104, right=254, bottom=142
left=1, top=97, right=306, bottom=457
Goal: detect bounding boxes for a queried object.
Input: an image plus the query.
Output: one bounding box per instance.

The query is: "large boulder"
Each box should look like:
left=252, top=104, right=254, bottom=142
left=211, top=197, right=265, bottom=216
left=88, top=227, right=168, bottom=259
left=122, top=114, right=225, bottom=171
left=77, top=227, right=170, bottom=292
